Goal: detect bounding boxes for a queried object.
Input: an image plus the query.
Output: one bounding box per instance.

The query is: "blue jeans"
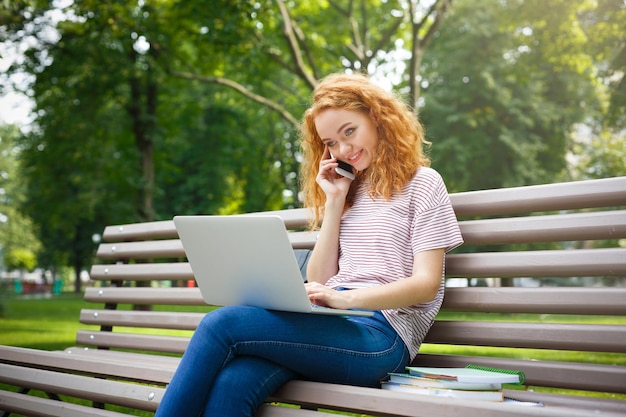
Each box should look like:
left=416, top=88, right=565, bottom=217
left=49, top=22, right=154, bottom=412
left=154, top=306, right=409, bottom=417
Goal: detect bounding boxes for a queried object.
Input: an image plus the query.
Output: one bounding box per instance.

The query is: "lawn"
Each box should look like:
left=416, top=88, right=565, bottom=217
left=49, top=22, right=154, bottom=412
left=0, top=292, right=98, bottom=350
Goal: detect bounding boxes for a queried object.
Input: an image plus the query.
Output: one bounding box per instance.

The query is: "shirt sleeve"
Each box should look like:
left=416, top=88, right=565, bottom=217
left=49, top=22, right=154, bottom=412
left=410, top=171, right=464, bottom=254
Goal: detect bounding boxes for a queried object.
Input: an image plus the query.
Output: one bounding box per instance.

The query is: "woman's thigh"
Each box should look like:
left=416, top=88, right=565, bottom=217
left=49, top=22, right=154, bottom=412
left=200, top=306, right=409, bottom=387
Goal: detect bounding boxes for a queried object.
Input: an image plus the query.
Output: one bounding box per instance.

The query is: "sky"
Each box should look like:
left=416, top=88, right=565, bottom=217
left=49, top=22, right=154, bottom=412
left=1, top=37, right=35, bottom=126
left=0, top=90, right=33, bottom=126
left=0, top=1, right=69, bottom=127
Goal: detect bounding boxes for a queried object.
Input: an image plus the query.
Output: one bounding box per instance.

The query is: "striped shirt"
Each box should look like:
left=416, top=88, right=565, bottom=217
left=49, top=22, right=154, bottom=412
left=326, top=167, right=464, bottom=359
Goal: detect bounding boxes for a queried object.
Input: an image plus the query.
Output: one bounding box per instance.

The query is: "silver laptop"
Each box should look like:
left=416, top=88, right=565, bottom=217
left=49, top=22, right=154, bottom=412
left=173, top=215, right=373, bottom=317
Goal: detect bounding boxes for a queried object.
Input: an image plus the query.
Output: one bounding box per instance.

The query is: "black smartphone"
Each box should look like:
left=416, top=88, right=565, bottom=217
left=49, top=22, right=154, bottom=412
left=330, top=153, right=355, bottom=180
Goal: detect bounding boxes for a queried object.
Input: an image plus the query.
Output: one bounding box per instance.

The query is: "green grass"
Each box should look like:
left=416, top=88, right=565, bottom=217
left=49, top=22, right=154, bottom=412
left=0, top=292, right=98, bottom=350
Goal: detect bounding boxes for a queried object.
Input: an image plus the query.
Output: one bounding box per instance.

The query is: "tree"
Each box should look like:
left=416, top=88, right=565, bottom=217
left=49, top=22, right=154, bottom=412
left=419, top=0, right=604, bottom=192
left=0, top=124, right=41, bottom=278
left=171, top=0, right=453, bottom=127
left=569, top=0, right=626, bottom=182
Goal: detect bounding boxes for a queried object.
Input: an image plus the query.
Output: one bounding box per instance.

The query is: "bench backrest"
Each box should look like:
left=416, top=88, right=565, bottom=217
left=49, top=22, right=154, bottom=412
left=84, top=176, right=626, bottom=395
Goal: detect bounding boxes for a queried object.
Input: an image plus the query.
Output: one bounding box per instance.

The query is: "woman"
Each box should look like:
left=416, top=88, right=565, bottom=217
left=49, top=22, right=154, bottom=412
left=154, top=73, right=463, bottom=417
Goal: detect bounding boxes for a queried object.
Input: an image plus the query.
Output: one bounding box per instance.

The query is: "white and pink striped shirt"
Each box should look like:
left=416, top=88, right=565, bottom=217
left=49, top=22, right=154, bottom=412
left=326, top=167, right=463, bottom=359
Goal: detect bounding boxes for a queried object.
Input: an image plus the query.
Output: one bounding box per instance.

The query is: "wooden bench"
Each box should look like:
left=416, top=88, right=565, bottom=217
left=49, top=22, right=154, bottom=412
left=1, top=176, right=626, bottom=417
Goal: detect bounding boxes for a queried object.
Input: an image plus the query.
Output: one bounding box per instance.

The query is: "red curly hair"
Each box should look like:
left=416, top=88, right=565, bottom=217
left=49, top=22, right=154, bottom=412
left=300, top=73, right=430, bottom=229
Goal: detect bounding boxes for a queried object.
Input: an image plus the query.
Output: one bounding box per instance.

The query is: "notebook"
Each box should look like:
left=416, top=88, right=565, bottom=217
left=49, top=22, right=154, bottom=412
left=173, top=215, right=374, bottom=317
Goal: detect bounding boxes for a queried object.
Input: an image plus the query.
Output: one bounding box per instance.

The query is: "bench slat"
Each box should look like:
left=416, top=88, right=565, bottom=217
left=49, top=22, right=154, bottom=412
left=460, top=210, right=626, bottom=245
left=63, top=347, right=181, bottom=371
left=92, top=248, right=626, bottom=279
left=80, top=287, right=626, bottom=330
left=497, top=391, right=626, bottom=414
left=75, top=321, right=626, bottom=357
left=425, top=321, right=626, bottom=353
left=96, top=239, right=184, bottom=260
left=96, top=232, right=317, bottom=260
left=271, top=380, right=625, bottom=417
left=80, top=309, right=204, bottom=330
left=411, top=353, right=626, bottom=394
left=446, top=248, right=626, bottom=277
left=449, top=176, right=626, bottom=217
left=76, top=330, right=189, bottom=353
left=0, top=365, right=373, bottom=417
left=0, top=345, right=175, bottom=384
left=0, top=390, right=132, bottom=417
left=442, top=287, right=626, bottom=315
left=94, top=211, right=626, bottom=261
left=82, top=286, right=626, bottom=315
left=0, top=363, right=162, bottom=412
left=90, top=262, right=193, bottom=281
left=256, top=404, right=340, bottom=417
left=102, top=208, right=315, bottom=242
left=83, top=287, right=205, bottom=305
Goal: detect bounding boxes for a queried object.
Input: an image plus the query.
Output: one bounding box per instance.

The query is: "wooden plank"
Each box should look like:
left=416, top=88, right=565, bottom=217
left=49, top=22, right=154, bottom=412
left=0, top=363, right=162, bottom=411
left=96, top=239, right=184, bottom=260
left=76, top=331, right=189, bottom=354
left=102, top=208, right=314, bottom=242
left=425, top=321, right=626, bottom=353
left=80, top=287, right=626, bottom=330
left=459, top=210, right=626, bottom=245
left=96, top=232, right=317, bottom=260
left=102, top=220, right=176, bottom=242
left=446, top=248, right=626, bottom=278
left=80, top=309, right=204, bottom=330
left=84, top=286, right=626, bottom=315
left=411, top=354, right=626, bottom=394
left=256, top=404, right=339, bottom=417
left=62, top=347, right=181, bottom=371
left=75, top=319, right=626, bottom=364
left=496, top=391, right=626, bottom=414
left=442, top=287, right=626, bottom=315
left=64, top=346, right=180, bottom=372
left=83, top=287, right=205, bottom=305
left=288, top=230, right=318, bottom=249
left=0, top=345, right=175, bottom=384
left=450, top=176, right=626, bottom=217
left=270, top=380, right=625, bottom=417
left=90, top=248, right=626, bottom=282
left=240, top=207, right=314, bottom=229
left=0, top=390, right=132, bottom=417
left=89, top=262, right=193, bottom=281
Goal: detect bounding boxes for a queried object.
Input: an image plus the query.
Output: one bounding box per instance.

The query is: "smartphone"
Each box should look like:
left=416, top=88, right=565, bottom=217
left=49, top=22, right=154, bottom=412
left=330, top=152, right=355, bottom=180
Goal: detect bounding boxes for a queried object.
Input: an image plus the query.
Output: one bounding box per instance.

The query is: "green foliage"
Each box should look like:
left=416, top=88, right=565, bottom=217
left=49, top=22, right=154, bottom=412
left=570, top=129, right=626, bottom=180
left=0, top=125, right=42, bottom=270
left=420, top=0, right=605, bottom=192
left=3, top=248, right=37, bottom=271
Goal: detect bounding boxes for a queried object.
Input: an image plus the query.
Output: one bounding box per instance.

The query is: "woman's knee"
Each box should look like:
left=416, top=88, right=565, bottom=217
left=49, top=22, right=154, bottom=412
left=203, top=357, right=296, bottom=416
left=196, top=306, right=258, bottom=334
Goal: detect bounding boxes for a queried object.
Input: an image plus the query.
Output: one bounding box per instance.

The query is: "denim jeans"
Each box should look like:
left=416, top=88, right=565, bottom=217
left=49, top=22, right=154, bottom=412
left=154, top=305, right=409, bottom=417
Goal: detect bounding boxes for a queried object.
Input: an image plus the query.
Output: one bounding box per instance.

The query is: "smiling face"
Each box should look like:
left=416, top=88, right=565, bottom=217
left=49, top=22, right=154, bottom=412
left=314, top=108, right=379, bottom=172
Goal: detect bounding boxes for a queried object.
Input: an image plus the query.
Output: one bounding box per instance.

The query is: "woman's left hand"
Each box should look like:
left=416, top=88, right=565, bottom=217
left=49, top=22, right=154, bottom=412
left=305, top=282, right=352, bottom=310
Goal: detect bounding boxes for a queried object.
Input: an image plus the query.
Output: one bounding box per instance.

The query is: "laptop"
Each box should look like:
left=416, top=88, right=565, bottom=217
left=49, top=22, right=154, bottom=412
left=173, top=215, right=373, bottom=317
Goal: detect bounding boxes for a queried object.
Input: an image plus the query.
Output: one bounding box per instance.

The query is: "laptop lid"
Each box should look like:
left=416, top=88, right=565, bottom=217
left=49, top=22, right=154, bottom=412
left=173, top=215, right=373, bottom=317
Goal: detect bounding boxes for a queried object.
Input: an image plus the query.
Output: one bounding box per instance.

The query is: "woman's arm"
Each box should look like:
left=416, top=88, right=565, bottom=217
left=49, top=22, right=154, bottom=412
left=305, top=198, right=343, bottom=284
left=306, top=248, right=445, bottom=310
left=306, top=148, right=352, bottom=284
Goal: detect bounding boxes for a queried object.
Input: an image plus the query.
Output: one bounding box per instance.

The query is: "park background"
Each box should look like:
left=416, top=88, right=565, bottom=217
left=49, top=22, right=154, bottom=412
left=0, top=0, right=624, bottom=295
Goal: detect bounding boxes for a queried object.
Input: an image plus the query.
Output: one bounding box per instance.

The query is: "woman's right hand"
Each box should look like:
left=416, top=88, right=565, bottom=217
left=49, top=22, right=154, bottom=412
left=316, top=147, right=352, bottom=202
